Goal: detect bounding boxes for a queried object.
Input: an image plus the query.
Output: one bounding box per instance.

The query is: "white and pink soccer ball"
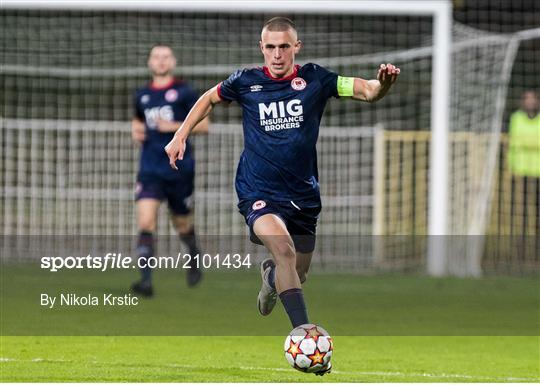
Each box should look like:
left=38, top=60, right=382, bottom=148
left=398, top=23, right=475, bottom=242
left=284, top=324, right=333, bottom=373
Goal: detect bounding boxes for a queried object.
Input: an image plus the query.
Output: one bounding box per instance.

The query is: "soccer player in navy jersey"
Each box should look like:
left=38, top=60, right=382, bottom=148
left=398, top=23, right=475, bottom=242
left=132, top=44, right=209, bottom=296
left=165, top=17, right=399, bottom=372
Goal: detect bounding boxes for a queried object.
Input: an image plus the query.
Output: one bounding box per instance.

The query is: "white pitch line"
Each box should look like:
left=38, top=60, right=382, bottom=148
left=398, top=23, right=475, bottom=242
left=232, top=366, right=540, bottom=382
left=1, top=357, right=539, bottom=382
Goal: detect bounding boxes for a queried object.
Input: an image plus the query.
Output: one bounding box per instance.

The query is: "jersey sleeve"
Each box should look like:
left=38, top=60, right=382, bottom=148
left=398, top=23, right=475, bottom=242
left=133, top=91, right=144, bottom=120
left=309, top=63, right=339, bottom=99
left=217, top=69, right=244, bottom=102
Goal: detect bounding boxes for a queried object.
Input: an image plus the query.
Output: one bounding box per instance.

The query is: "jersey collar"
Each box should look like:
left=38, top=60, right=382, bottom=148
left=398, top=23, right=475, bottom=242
left=262, top=65, right=300, bottom=81
left=149, top=78, right=175, bottom=90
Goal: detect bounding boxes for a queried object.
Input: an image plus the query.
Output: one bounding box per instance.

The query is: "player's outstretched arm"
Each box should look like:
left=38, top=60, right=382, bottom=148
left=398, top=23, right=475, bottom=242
left=190, top=116, right=210, bottom=135
left=165, top=85, right=222, bottom=169
left=156, top=116, right=210, bottom=135
left=351, top=63, right=400, bottom=103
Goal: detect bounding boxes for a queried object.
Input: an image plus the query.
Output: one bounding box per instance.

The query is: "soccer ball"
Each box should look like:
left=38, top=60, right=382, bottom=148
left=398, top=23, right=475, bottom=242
left=284, top=323, right=333, bottom=373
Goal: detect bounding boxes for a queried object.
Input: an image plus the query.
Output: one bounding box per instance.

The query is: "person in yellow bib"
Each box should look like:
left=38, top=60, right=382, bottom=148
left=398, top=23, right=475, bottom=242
left=508, top=90, right=539, bottom=177
left=507, top=89, right=539, bottom=235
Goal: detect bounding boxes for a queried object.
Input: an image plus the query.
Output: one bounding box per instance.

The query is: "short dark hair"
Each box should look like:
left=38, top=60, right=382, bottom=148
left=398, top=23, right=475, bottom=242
left=148, top=43, right=175, bottom=57
left=262, top=16, right=296, bottom=33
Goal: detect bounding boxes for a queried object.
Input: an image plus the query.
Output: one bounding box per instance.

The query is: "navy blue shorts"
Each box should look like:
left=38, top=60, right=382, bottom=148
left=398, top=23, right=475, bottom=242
left=238, top=199, right=322, bottom=253
left=135, top=172, right=194, bottom=215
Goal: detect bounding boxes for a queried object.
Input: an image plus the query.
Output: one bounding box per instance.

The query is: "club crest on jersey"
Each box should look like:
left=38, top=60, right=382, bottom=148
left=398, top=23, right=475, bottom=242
left=165, top=89, right=178, bottom=102
left=291, top=77, right=306, bottom=91
left=252, top=200, right=266, bottom=210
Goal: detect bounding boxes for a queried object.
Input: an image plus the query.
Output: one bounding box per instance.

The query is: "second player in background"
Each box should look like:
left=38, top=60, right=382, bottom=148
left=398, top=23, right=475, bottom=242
left=132, top=44, right=209, bottom=296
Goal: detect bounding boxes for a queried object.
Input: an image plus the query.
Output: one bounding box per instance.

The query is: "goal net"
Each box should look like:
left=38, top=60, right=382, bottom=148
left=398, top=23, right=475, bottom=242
left=1, top=3, right=534, bottom=274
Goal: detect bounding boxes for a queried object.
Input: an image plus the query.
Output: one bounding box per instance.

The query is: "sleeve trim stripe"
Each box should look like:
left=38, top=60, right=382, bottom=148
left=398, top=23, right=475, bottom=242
left=217, top=82, right=223, bottom=100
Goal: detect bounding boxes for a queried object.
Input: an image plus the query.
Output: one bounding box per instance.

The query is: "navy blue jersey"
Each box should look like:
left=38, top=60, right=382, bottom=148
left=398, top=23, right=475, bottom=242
left=134, top=79, right=199, bottom=179
left=218, top=63, right=339, bottom=202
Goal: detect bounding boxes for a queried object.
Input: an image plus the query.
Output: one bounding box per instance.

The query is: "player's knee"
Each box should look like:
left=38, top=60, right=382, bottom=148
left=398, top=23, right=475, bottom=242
left=175, top=221, right=192, bottom=235
left=273, top=241, right=296, bottom=265
left=172, top=215, right=193, bottom=234
left=138, top=220, right=156, bottom=233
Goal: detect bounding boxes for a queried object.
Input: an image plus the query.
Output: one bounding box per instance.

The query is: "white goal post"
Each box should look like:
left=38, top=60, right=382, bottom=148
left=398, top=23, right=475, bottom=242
left=3, top=0, right=453, bottom=275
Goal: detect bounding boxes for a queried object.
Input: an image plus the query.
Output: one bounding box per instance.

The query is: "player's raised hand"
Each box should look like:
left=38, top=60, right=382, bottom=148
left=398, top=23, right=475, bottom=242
left=377, top=63, right=400, bottom=87
left=165, top=133, right=186, bottom=170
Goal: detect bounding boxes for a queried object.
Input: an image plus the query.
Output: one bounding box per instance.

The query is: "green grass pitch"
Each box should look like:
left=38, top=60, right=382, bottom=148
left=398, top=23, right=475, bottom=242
left=2, top=336, right=539, bottom=382
left=1, top=266, right=539, bottom=382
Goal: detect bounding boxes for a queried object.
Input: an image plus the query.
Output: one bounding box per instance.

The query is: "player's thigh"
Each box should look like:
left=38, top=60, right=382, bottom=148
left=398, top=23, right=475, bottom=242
left=136, top=198, right=161, bottom=232
left=253, top=214, right=296, bottom=263
left=296, top=251, right=313, bottom=283
left=170, top=213, right=194, bottom=234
